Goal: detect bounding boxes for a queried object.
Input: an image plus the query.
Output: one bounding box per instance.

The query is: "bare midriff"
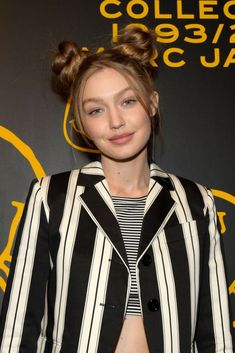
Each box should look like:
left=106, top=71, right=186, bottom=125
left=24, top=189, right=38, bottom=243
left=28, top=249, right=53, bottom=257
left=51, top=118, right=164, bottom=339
left=114, top=315, right=150, bottom=353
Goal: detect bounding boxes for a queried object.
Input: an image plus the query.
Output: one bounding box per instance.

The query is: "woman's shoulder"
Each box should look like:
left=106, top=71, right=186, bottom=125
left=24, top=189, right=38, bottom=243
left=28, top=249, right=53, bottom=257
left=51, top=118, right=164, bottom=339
left=150, top=162, right=208, bottom=191
left=39, top=161, right=104, bottom=182
left=35, top=161, right=105, bottom=196
left=150, top=162, right=211, bottom=213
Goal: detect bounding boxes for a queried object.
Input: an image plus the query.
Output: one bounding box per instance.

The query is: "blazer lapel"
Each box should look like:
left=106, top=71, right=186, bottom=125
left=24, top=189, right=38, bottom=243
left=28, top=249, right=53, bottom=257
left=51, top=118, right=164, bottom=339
left=138, top=173, right=177, bottom=258
left=78, top=179, right=128, bottom=266
left=77, top=161, right=177, bottom=264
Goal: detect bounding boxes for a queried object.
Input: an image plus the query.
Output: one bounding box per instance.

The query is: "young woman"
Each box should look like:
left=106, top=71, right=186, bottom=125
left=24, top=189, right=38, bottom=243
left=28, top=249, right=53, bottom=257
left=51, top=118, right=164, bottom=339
left=0, top=27, right=233, bottom=353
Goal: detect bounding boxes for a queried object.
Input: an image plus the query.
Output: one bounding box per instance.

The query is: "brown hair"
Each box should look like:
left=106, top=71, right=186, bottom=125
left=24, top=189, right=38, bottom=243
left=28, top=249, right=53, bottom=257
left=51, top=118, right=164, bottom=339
left=51, top=27, right=160, bottom=160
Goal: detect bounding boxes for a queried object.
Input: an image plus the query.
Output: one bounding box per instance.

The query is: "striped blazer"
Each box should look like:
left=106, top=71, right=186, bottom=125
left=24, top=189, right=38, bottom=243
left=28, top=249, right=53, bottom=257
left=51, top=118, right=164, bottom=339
left=0, top=161, right=233, bottom=353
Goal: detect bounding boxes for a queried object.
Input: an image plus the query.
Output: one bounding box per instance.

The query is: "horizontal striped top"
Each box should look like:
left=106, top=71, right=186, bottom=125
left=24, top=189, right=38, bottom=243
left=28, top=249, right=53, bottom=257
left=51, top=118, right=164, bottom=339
left=112, top=195, right=147, bottom=315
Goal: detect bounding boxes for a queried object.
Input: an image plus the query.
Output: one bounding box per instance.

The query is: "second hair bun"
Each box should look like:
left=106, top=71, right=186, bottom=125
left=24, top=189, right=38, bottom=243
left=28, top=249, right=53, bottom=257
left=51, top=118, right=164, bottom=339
left=114, top=27, right=157, bottom=66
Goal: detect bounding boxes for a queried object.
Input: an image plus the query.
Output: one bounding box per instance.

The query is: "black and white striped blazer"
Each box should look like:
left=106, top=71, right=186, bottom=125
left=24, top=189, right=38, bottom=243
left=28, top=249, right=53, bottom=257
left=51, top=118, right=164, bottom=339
left=0, top=161, right=233, bottom=353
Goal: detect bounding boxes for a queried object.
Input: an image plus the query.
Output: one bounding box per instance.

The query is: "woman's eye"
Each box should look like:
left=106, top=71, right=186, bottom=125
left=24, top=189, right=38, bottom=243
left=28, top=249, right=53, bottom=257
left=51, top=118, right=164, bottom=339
left=122, top=98, right=137, bottom=107
left=87, top=108, right=103, bottom=116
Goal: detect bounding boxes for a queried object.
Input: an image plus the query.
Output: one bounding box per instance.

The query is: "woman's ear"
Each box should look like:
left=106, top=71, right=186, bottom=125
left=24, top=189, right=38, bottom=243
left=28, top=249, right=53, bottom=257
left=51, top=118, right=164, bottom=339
left=150, top=91, right=159, bottom=117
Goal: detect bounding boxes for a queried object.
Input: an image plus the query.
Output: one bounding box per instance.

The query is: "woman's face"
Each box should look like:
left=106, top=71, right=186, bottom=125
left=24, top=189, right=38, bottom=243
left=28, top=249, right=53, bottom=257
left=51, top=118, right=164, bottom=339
left=81, top=67, right=154, bottom=163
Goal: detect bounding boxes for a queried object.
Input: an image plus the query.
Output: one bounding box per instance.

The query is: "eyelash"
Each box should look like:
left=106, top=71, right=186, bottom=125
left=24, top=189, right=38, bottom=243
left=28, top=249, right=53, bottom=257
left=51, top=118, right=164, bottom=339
left=87, top=108, right=103, bottom=116
left=122, top=98, right=137, bottom=106
left=86, top=97, right=137, bottom=116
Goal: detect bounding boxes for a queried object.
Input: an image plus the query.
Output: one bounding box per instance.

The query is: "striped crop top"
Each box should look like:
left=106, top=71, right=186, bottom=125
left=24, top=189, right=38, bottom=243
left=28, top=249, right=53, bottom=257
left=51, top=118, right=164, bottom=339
left=112, top=195, right=147, bottom=315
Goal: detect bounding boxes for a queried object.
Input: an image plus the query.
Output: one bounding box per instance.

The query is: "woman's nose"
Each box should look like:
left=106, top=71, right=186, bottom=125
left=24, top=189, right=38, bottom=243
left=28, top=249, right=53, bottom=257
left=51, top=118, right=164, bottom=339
left=109, top=107, right=125, bottom=130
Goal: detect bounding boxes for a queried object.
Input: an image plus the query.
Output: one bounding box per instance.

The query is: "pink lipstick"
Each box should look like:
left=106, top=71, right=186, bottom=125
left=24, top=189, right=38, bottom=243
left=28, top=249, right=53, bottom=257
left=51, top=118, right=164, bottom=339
left=109, top=133, right=134, bottom=145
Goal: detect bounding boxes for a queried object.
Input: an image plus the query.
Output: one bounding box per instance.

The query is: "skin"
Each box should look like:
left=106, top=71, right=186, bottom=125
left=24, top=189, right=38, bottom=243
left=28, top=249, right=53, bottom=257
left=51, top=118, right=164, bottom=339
left=82, top=67, right=157, bottom=197
left=81, top=67, right=157, bottom=352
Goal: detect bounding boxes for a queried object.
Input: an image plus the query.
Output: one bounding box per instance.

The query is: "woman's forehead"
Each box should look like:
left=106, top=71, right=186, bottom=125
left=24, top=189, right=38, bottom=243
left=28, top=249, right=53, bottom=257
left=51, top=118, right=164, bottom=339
left=82, top=67, right=134, bottom=100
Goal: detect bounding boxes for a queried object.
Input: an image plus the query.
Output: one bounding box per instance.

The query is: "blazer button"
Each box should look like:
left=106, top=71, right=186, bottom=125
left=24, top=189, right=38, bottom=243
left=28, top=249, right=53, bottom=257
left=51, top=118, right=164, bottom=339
left=141, top=254, right=152, bottom=266
left=148, top=299, right=160, bottom=312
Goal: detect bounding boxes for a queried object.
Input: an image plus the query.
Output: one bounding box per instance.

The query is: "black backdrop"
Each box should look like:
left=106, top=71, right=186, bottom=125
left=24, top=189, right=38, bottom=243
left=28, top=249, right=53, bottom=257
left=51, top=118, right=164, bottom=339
left=0, top=0, right=234, bottom=340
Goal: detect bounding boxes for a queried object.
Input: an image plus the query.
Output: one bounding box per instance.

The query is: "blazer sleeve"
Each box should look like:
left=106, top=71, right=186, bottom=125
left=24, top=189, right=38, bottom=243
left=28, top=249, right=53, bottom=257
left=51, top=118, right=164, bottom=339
left=195, top=188, right=233, bottom=352
left=0, top=178, right=51, bottom=352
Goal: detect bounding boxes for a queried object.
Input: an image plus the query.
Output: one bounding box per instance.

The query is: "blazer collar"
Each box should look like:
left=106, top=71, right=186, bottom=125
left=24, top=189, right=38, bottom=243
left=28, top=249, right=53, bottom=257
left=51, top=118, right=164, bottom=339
left=77, top=161, right=176, bottom=265
left=78, top=161, right=172, bottom=185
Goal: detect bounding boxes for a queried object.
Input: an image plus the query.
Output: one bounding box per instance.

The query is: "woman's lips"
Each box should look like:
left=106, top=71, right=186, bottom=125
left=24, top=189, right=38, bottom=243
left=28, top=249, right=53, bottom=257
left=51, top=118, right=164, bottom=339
left=109, top=133, right=134, bottom=145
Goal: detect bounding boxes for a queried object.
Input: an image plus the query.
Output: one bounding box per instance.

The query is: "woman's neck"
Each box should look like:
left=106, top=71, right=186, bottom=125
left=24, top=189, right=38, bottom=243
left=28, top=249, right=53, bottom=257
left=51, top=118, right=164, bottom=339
left=101, top=155, right=150, bottom=197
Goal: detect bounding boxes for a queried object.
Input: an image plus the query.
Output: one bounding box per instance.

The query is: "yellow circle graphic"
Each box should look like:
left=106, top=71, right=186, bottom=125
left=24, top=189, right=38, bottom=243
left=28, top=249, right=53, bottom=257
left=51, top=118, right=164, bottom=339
left=0, top=122, right=234, bottom=337
left=63, top=98, right=100, bottom=154
left=0, top=125, right=45, bottom=291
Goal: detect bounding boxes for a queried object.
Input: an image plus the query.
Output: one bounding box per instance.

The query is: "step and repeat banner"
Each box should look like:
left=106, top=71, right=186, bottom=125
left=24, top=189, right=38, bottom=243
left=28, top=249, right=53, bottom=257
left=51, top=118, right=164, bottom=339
left=0, top=0, right=234, bottom=340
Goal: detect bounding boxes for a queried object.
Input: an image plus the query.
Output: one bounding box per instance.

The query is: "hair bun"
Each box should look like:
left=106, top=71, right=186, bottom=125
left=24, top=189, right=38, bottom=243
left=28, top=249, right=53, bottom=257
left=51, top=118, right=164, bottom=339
left=114, top=27, right=157, bottom=67
left=51, top=41, right=88, bottom=99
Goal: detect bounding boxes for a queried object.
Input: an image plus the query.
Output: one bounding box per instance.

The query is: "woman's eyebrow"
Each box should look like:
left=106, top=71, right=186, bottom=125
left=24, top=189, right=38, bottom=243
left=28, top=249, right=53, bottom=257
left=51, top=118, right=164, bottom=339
left=82, top=86, right=134, bottom=106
